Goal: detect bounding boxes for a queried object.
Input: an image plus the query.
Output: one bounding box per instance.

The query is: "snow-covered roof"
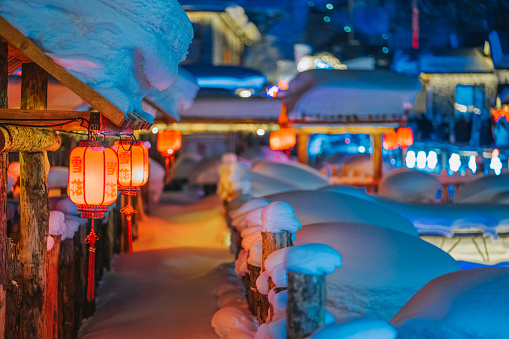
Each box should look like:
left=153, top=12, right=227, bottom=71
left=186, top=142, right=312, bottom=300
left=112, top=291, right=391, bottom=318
left=282, top=69, right=422, bottom=121
left=392, top=48, right=494, bottom=74
left=0, top=0, right=193, bottom=128
left=489, top=30, right=509, bottom=69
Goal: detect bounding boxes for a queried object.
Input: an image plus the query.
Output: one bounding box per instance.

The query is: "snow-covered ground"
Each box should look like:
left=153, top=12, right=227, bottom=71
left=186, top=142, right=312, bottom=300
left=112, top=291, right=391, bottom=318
left=78, top=193, right=232, bottom=339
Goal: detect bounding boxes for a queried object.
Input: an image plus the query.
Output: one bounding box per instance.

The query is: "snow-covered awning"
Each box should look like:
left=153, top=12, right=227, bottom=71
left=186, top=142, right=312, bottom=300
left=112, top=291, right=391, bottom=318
left=283, top=69, right=422, bottom=122
left=392, top=48, right=494, bottom=74
left=0, top=0, right=193, bottom=129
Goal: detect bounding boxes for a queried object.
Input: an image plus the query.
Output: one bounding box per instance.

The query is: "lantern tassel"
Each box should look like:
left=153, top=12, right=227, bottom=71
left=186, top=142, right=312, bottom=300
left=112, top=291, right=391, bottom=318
left=85, top=219, right=99, bottom=302
left=121, top=202, right=137, bottom=255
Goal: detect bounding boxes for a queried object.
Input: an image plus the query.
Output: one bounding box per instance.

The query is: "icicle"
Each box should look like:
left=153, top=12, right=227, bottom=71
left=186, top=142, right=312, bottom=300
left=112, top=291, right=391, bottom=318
left=85, top=218, right=99, bottom=301
left=121, top=202, right=137, bottom=255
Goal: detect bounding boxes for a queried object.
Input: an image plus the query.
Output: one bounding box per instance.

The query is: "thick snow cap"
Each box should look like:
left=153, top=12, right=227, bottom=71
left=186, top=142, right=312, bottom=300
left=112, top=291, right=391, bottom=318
left=287, top=243, right=342, bottom=275
left=261, top=201, right=302, bottom=234
left=0, top=0, right=193, bottom=122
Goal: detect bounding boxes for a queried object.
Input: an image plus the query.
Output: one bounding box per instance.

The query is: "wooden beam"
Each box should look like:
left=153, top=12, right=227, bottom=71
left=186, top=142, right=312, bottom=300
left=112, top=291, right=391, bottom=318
left=0, top=126, right=61, bottom=152
left=0, top=16, right=127, bottom=126
left=297, top=133, right=309, bottom=165
left=0, top=41, right=7, bottom=339
left=18, top=62, right=48, bottom=338
left=178, top=116, right=279, bottom=125
left=371, top=134, right=383, bottom=192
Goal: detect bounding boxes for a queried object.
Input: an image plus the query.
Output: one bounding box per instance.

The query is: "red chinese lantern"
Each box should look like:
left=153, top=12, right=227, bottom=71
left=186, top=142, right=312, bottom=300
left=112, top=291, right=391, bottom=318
left=397, top=127, right=414, bottom=148
left=157, top=130, right=182, bottom=184
left=383, top=131, right=398, bottom=150
left=114, top=139, right=150, bottom=255
left=270, top=128, right=297, bottom=152
left=68, top=140, right=118, bottom=301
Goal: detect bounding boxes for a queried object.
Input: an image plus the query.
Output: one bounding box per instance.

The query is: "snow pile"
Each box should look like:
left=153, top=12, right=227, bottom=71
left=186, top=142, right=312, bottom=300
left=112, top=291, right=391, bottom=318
left=240, top=146, right=289, bottom=163
left=173, top=152, right=202, bottom=181
left=391, top=268, right=509, bottom=338
left=255, top=318, right=286, bottom=339
left=188, top=158, right=222, bottom=185
left=251, top=161, right=330, bottom=190
left=47, top=166, right=69, bottom=188
left=0, top=0, right=193, bottom=121
left=143, top=67, right=199, bottom=120
left=375, top=199, right=509, bottom=237
left=231, top=198, right=269, bottom=230
left=312, top=317, right=397, bottom=339
left=49, top=210, right=66, bottom=236
left=265, top=190, right=418, bottom=236
left=453, top=174, right=509, bottom=203
left=261, top=201, right=302, bottom=234
left=287, top=243, right=342, bottom=275
left=148, top=158, right=165, bottom=203
left=378, top=168, right=441, bottom=203
left=295, top=222, right=460, bottom=321
left=319, top=185, right=379, bottom=202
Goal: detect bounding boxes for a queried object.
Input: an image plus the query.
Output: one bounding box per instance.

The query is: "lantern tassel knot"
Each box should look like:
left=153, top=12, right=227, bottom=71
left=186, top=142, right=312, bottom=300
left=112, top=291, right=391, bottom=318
left=85, top=220, right=99, bottom=302
left=121, top=203, right=137, bottom=255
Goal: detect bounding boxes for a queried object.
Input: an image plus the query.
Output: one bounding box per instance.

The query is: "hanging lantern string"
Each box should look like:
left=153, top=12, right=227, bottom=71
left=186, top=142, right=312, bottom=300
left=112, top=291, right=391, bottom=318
left=120, top=197, right=137, bottom=255
left=118, top=133, right=137, bottom=152
left=85, top=218, right=99, bottom=302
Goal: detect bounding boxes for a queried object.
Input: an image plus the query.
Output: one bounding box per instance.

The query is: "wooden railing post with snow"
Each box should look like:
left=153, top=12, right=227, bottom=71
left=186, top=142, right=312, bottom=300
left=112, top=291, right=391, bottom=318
left=46, top=235, right=61, bottom=339
left=259, top=201, right=301, bottom=324
left=286, top=244, right=342, bottom=339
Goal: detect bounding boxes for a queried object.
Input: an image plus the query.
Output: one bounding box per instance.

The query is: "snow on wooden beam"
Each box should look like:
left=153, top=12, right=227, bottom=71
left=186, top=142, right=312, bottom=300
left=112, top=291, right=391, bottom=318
left=0, top=16, right=127, bottom=127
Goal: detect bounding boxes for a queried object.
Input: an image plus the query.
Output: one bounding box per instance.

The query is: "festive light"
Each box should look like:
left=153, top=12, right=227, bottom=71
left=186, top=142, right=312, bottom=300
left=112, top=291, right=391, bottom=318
left=157, top=130, right=182, bottom=184
left=406, top=150, right=416, bottom=168
left=68, top=140, right=118, bottom=301
left=383, top=131, right=398, bottom=150
left=397, top=127, right=414, bottom=148
left=427, top=151, right=438, bottom=170
left=114, top=139, right=150, bottom=255
left=416, top=151, right=427, bottom=169
left=270, top=128, right=296, bottom=151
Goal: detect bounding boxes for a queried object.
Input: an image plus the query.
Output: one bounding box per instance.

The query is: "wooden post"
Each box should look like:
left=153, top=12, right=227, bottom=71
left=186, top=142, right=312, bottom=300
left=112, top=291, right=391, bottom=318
left=45, top=236, right=61, bottom=339
left=297, top=133, right=308, bottom=165
left=0, top=40, right=7, bottom=339
left=58, top=238, right=75, bottom=339
left=247, top=264, right=261, bottom=316
left=371, top=133, right=383, bottom=192
left=6, top=241, right=21, bottom=339
left=259, top=231, right=293, bottom=324
left=287, top=272, right=326, bottom=339
left=18, top=62, right=50, bottom=339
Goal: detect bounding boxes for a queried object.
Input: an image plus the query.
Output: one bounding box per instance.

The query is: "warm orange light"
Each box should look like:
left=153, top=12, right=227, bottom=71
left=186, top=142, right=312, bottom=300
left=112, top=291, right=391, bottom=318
left=397, top=127, right=414, bottom=148
left=492, top=148, right=500, bottom=158
left=157, top=130, right=182, bottom=156
left=68, top=141, right=118, bottom=218
left=491, top=106, right=509, bottom=122
left=383, top=131, right=398, bottom=150
left=270, top=128, right=297, bottom=151
left=114, top=140, right=150, bottom=194
left=277, top=80, right=289, bottom=91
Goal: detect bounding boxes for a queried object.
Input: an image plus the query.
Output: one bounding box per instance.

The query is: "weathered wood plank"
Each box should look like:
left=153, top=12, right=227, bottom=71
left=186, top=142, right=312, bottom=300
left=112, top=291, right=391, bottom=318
left=58, top=238, right=75, bottom=339
left=287, top=272, right=326, bottom=339
left=6, top=240, right=21, bottom=339
left=45, top=235, right=60, bottom=339
left=0, top=126, right=61, bottom=152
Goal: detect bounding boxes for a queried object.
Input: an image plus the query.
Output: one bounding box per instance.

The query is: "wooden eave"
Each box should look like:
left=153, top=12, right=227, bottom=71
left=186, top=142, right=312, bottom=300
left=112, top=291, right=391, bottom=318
left=0, top=15, right=151, bottom=131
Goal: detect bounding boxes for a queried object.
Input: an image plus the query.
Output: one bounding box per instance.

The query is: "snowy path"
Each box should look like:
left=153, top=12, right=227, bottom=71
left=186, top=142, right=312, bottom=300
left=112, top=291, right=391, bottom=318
left=79, top=193, right=231, bottom=339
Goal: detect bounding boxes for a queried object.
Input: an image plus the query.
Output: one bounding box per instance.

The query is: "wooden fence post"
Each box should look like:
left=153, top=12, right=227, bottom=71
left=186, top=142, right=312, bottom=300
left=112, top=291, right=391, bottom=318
left=287, top=272, right=326, bottom=339
left=58, top=237, right=75, bottom=339
left=6, top=241, right=21, bottom=338
left=46, top=235, right=61, bottom=339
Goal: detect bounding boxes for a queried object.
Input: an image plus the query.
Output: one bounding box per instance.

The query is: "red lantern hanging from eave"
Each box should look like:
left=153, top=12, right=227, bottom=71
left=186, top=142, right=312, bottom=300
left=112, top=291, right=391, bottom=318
left=269, top=128, right=297, bottom=152
left=114, top=140, right=150, bottom=255
left=157, top=130, right=182, bottom=184
left=383, top=131, right=398, bottom=150
left=68, top=140, right=118, bottom=301
left=397, top=127, right=414, bottom=148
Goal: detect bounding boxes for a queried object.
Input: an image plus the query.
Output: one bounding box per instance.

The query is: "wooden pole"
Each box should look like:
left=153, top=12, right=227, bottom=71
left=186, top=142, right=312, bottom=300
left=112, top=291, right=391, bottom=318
left=287, top=272, right=326, bottom=339
left=259, top=231, right=293, bottom=324
left=371, top=133, right=383, bottom=193
left=45, top=236, right=60, bottom=339
left=6, top=241, right=21, bottom=339
left=297, top=133, right=308, bottom=165
left=18, top=62, right=49, bottom=338
left=0, top=40, right=7, bottom=339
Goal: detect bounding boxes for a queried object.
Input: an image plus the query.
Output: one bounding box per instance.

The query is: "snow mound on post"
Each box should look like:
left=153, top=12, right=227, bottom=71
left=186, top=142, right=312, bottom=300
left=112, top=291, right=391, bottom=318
left=211, top=305, right=257, bottom=338
left=378, top=168, right=440, bottom=203
left=287, top=244, right=342, bottom=275
left=251, top=161, right=330, bottom=190
left=295, top=222, right=459, bottom=322
left=0, top=0, right=193, bottom=121
left=312, top=317, right=397, bottom=339
left=453, top=174, right=509, bottom=203
left=240, top=146, right=289, bottom=163
left=261, top=201, right=302, bottom=234
left=391, top=268, right=509, bottom=339
left=265, top=190, right=417, bottom=236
